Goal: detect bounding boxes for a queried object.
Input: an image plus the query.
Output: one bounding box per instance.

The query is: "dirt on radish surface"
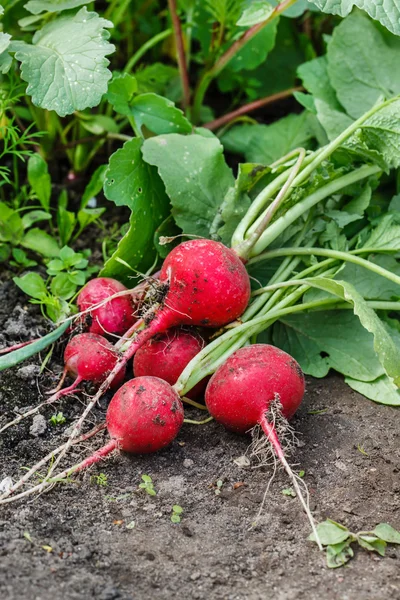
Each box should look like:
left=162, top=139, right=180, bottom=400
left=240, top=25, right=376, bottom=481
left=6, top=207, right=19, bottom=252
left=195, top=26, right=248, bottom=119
left=1, top=283, right=400, bottom=600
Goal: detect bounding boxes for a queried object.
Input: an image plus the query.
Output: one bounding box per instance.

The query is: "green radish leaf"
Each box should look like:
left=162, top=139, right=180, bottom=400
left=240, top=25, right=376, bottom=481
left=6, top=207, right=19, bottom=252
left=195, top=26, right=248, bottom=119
left=154, top=215, right=181, bottom=259
left=327, top=13, right=400, bottom=119
left=372, top=523, right=400, bottom=544
left=0, top=320, right=71, bottom=371
left=27, top=154, right=51, bottom=211
left=131, top=93, right=192, bottom=135
left=274, top=310, right=385, bottom=381
left=142, top=133, right=234, bottom=239
left=298, top=56, right=341, bottom=110
left=21, top=228, right=60, bottom=258
left=308, top=519, right=350, bottom=545
left=364, top=214, right=400, bottom=251
left=24, top=0, right=87, bottom=14
left=13, top=272, right=47, bottom=299
left=79, top=114, right=118, bottom=135
left=354, top=99, right=400, bottom=169
left=305, top=278, right=400, bottom=386
left=221, top=112, right=318, bottom=164
left=0, top=32, right=11, bottom=54
left=106, top=73, right=137, bottom=116
left=345, top=375, right=400, bottom=406
left=326, top=541, right=354, bottom=568
left=306, top=0, right=400, bottom=37
left=15, top=7, right=115, bottom=116
left=101, top=138, right=169, bottom=284
left=358, top=535, right=386, bottom=556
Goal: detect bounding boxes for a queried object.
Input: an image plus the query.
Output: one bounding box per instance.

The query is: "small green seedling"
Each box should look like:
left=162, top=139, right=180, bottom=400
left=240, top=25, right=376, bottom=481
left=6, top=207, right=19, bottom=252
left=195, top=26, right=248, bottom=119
left=309, top=520, right=400, bottom=568
left=298, top=470, right=305, bottom=478
left=91, top=472, right=108, bottom=487
left=171, top=505, right=183, bottom=523
left=49, top=412, right=66, bottom=426
left=139, top=474, right=156, bottom=496
left=215, top=480, right=223, bottom=495
left=282, top=487, right=296, bottom=497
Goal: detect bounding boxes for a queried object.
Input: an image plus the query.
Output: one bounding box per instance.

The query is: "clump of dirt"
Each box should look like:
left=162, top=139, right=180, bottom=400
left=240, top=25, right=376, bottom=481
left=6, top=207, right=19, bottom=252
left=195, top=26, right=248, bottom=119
left=0, top=285, right=399, bottom=600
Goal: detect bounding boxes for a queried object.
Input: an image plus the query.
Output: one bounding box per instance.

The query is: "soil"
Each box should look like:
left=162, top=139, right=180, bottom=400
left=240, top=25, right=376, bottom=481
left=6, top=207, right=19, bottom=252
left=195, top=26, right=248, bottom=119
left=1, top=281, right=400, bottom=600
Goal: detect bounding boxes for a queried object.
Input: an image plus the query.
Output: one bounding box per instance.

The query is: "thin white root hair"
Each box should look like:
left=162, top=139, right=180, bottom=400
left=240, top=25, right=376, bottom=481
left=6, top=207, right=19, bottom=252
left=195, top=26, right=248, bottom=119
left=251, top=397, right=323, bottom=551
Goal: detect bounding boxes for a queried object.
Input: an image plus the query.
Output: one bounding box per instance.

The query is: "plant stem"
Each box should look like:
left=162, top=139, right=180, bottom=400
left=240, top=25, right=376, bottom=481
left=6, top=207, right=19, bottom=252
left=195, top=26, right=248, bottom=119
left=168, top=0, right=191, bottom=113
left=235, top=148, right=306, bottom=261
left=191, top=0, right=297, bottom=123
left=250, top=247, right=400, bottom=287
left=124, top=28, right=173, bottom=73
left=250, top=165, right=381, bottom=256
left=204, top=87, right=302, bottom=131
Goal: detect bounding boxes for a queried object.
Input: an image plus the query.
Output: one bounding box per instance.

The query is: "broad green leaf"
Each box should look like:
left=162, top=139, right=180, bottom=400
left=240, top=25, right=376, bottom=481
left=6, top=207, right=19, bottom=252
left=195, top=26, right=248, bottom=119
left=50, top=272, right=76, bottom=300
left=345, top=375, right=400, bottom=406
left=106, top=72, right=137, bottom=116
left=0, top=319, right=71, bottom=371
left=0, top=32, right=11, bottom=54
left=274, top=310, right=385, bottom=381
left=221, top=112, right=317, bottom=164
left=364, top=213, right=400, bottom=251
left=0, top=208, right=24, bottom=243
left=142, top=133, right=234, bottom=239
left=101, top=138, right=169, bottom=283
left=308, top=278, right=400, bottom=385
left=327, top=13, right=400, bottom=119
left=355, top=99, right=400, bottom=169
left=27, top=154, right=51, bottom=211
left=269, top=0, right=310, bottom=17
left=308, top=520, right=350, bottom=545
left=358, top=535, right=386, bottom=556
left=21, top=228, right=60, bottom=257
left=298, top=56, right=341, bottom=109
left=337, top=255, right=400, bottom=301
left=24, top=0, right=87, bottom=14
left=15, top=8, right=115, bottom=116
left=326, top=541, right=354, bottom=568
left=229, top=20, right=278, bottom=72
left=134, top=63, right=179, bottom=98
left=306, top=0, right=400, bottom=37
left=154, top=215, right=181, bottom=259
left=237, top=1, right=274, bottom=26
left=13, top=272, right=47, bottom=299
left=79, top=114, right=118, bottom=135
left=131, top=93, right=192, bottom=135
left=80, top=164, right=107, bottom=210
left=372, top=523, right=400, bottom=544
left=21, top=210, right=51, bottom=229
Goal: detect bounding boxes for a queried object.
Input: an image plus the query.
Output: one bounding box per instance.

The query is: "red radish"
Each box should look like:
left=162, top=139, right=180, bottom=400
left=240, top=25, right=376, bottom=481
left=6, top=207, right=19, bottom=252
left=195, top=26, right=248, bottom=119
left=205, top=344, right=321, bottom=549
left=133, top=328, right=208, bottom=399
left=0, top=333, right=126, bottom=435
left=64, top=333, right=126, bottom=389
left=77, top=277, right=137, bottom=336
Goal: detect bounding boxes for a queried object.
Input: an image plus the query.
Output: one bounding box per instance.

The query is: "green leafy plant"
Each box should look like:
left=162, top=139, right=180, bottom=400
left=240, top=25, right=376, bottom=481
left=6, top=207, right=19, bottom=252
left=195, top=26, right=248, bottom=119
left=49, top=412, right=66, bottom=426
left=91, top=472, right=108, bottom=487
left=309, top=520, right=400, bottom=568
left=138, top=474, right=157, bottom=496
left=171, top=504, right=183, bottom=523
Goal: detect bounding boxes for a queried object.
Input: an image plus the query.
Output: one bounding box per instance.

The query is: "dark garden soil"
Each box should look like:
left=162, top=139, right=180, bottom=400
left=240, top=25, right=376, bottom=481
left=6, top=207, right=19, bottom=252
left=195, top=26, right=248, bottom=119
left=0, top=280, right=399, bottom=600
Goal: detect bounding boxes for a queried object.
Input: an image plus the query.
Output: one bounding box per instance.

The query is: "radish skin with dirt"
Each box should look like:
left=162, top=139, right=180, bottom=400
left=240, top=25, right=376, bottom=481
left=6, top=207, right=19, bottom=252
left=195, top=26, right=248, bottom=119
left=205, top=344, right=322, bottom=548
left=133, top=328, right=208, bottom=399
left=77, top=277, right=137, bottom=336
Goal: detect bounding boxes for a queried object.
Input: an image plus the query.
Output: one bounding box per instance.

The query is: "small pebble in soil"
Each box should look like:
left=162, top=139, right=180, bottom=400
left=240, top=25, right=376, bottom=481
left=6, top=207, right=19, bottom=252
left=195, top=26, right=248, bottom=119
left=29, top=414, right=47, bottom=437
left=183, top=458, right=194, bottom=468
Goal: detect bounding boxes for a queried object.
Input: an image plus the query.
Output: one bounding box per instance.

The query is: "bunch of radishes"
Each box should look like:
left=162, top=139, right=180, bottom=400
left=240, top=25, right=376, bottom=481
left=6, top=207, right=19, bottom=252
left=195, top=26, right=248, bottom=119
left=0, top=238, right=321, bottom=545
